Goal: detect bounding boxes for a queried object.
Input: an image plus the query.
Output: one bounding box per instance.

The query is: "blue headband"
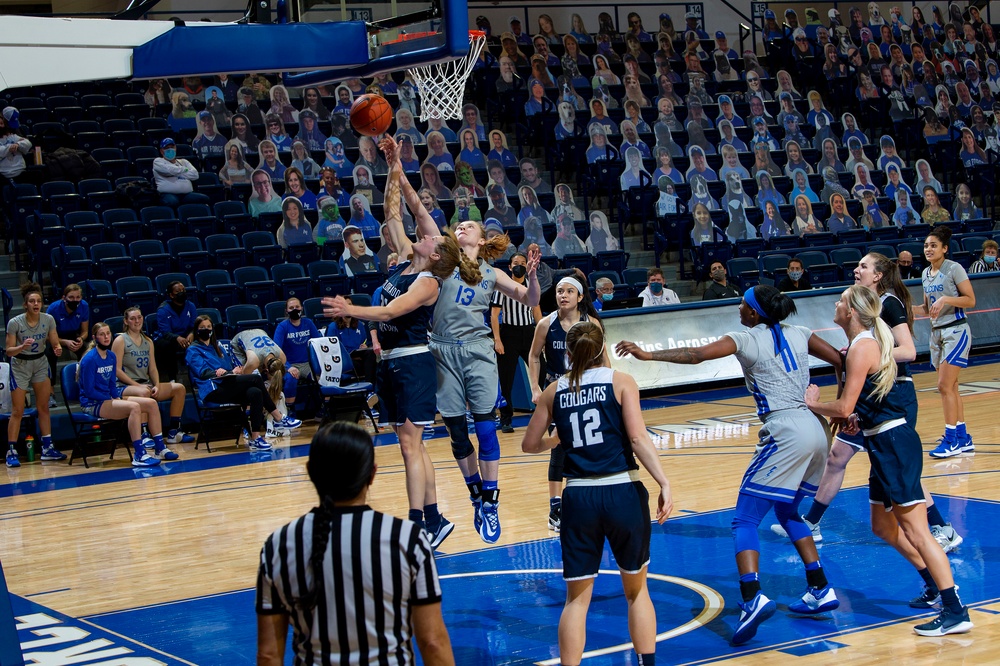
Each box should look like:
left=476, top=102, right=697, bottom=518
left=743, top=287, right=798, bottom=371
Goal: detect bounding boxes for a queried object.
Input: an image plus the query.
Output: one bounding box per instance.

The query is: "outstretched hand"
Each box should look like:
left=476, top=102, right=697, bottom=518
left=615, top=340, right=652, bottom=361
left=322, top=295, right=352, bottom=320
left=525, top=246, right=540, bottom=279
left=379, top=135, right=400, bottom=167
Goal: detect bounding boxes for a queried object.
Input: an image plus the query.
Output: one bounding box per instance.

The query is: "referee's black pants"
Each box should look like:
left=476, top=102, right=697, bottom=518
left=497, top=323, right=535, bottom=423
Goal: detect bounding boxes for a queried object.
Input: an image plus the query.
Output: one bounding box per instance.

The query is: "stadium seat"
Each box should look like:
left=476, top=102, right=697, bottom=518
left=225, top=304, right=268, bottom=334
left=206, top=234, right=247, bottom=272
left=271, top=263, right=312, bottom=301
left=195, top=269, right=239, bottom=312
left=234, top=266, right=277, bottom=309
left=60, top=363, right=129, bottom=467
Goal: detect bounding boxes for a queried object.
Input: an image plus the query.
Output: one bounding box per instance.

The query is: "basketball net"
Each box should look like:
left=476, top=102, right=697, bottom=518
left=407, top=30, right=487, bottom=121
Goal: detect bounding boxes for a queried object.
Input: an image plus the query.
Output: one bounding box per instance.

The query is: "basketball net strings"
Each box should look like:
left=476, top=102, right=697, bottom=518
left=409, top=38, right=486, bottom=121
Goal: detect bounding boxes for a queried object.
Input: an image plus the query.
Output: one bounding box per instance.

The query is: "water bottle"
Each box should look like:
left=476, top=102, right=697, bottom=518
left=26, top=436, right=34, bottom=462
left=92, top=425, right=101, bottom=443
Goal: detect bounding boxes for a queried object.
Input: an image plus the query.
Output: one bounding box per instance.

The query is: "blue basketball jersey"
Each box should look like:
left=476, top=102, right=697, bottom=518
left=850, top=330, right=908, bottom=429
left=543, top=312, right=588, bottom=380
left=377, top=262, right=435, bottom=351
left=552, top=367, right=636, bottom=478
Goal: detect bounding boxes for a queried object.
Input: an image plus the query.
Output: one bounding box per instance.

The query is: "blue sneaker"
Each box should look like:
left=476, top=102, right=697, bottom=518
left=429, top=517, right=454, bottom=549
left=5, top=448, right=20, bottom=468
left=154, top=444, right=180, bottom=461
left=913, top=605, right=974, bottom=636
left=40, top=445, right=67, bottom=462
left=930, top=435, right=974, bottom=458
left=166, top=430, right=195, bottom=444
left=276, top=415, right=302, bottom=430
left=132, top=452, right=161, bottom=468
left=248, top=436, right=272, bottom=451
left=471, top=496, right=483, bottom=534
left=479, top=501, right=501, bottom=544
left=789, top=586, right=840, bottom=614
left=731, top=592, right=776, bottom=646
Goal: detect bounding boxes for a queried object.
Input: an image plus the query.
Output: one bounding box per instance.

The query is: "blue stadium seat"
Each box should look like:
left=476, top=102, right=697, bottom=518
left=195, top=269, right=239, bottom=312
left=234, top=266, right=276, bottom=309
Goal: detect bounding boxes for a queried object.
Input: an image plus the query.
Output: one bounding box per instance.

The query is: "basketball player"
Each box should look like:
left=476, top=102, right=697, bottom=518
left=618, top=285, right=843, bottom=646
left=527, top=274, right=602, bottom=532
left=806, top=286, right=973, bottom=637
left=78, top=322, right=165, bottom=467
left=914, top=226, right=976, bottom=458
left=523, top=321, right=671, bottom=666
left=323, top=155, right=470, bottom=548
left=113, top=306, right=191, bottom=456
left=770, top=253, right=964, bottom=553
left=5, top=282, right=63, bottom=467
left=386, top=135, right=541, bottom=544
left=230, top=328, right=302, bottom=433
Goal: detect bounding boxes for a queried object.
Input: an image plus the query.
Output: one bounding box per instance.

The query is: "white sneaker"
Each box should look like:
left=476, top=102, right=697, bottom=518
left=789, top=586, right=840, bottom=614
left=930, top=524, right=964, bottom=554
left=165, top=431, right=195, bottom=444
left=770, top=516, right=823, bottom=543
left=248, top=436, right=272, bottom=451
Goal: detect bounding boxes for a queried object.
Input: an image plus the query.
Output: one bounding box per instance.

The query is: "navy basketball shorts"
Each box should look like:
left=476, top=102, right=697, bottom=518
left=377, top=350, right=438, bottom=427
left=866, top=423, right=925, bottom=510
left=561, top=480, right=651, bottom=581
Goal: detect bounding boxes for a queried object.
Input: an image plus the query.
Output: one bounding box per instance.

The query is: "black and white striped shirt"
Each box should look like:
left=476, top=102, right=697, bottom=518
left=491, top=290, right=535, bottom=327
left=257, top=505, right=442, bottom=665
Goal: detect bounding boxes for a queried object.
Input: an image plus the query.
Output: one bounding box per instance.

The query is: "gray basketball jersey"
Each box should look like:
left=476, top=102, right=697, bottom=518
left=726, top=324, right=813, bottom=417
left=7, top=313, right=55, bottom=355
left=432, top=259, right=498, bottom=341
left=232, top=328, right=282, bottom=365
left=120, top=333, right=151, bottom=384
left=922, top=259, right=969, bottom=328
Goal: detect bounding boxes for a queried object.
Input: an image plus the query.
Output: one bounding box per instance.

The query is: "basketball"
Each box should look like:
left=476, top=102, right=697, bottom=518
left=350, top=94, right=393, bottom=136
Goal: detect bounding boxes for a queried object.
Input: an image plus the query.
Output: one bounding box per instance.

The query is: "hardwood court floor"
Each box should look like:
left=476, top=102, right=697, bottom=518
left=1, top=360, right=999, bottom=663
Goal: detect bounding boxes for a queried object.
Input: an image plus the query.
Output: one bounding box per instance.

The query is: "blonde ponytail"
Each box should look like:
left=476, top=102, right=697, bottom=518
left=846, top=285, right=897, bottom=401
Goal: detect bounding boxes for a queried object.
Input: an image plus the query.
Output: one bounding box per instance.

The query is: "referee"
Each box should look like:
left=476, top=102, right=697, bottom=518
left=491, top=252, right=542, bottom=433
left=256, top=422, right=454, bottom=665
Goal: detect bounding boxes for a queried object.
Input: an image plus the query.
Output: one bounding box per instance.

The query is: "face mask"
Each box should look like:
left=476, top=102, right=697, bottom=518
left=196, top=328, right=213, bottom=341
left=64, top=300, right=79, bottom=312
left=788, top=270, right=804, bottom=280
left=649, top=282, right=663, bottom=294
left=289, top=309, right=302, bottom=320
left=511, top=265, right=527, bottom=279
left=96, top=340, right=111, bottom=351
left=711, top=269, right=726, bottom=281
left=986, top=254, right=997, bottom=264
left=172, top=292, right=187, bottom=303
left=601, top=292, right=614, bottom=302
left=164, top=149, right=177, bottom=160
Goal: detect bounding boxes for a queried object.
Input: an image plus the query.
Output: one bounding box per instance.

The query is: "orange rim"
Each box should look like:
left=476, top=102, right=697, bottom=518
left=382, top=29, right=486, bottom=46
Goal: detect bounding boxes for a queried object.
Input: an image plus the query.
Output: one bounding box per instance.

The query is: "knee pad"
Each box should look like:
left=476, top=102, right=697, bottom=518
left=548, top=446, right=565, bottom=483
left=731, top=492, right=773, bottom=554
left=774, top=498, right=813, bottom=542
left=443, top=415, right=474, bottom=461
left=283, top=372, right=298, bottom=399
left=473, top=411, right=500, bottom=462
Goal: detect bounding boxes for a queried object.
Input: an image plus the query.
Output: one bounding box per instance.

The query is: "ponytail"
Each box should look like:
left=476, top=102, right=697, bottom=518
left=564, top=321, right=605, bottom=392
left=845, top=285, right=897, bottom=401
left=263, top=354, right=285, bottom=406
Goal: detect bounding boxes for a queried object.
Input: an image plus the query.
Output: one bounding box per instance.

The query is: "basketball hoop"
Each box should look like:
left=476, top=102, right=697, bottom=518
left=406, top=30, right=487, bottom=121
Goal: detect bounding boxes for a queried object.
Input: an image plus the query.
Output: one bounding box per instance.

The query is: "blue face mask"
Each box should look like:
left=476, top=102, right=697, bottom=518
left=985, top=254, right=997, bottom=264
left=164, top=148, right=177, bottom=160
left=649, top=282, right=663, bottom=294
left=601, top=293, right=614, bottom=301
